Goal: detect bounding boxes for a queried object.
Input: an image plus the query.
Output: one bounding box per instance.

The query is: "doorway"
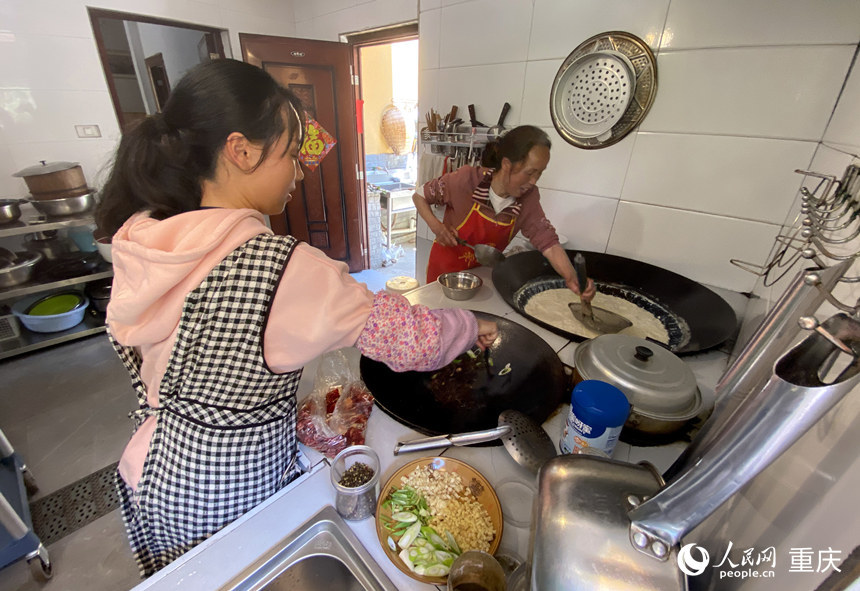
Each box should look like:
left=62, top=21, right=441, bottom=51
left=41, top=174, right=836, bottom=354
left=144, top=53, right=170, bottom=111
left=350, top=28, right=418, bottom=277
left=89, top=8, right=226, bottom=132
left=240, top=34, right=366, bottom=271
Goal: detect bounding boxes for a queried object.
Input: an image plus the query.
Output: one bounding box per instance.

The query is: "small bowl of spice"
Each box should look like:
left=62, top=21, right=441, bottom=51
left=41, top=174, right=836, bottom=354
left=331, top=445, right=380, bottom=521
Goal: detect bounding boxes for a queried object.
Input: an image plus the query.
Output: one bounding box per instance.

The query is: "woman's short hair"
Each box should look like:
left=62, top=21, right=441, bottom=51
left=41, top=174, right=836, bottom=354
left=481, top=125, right=551, bottom=169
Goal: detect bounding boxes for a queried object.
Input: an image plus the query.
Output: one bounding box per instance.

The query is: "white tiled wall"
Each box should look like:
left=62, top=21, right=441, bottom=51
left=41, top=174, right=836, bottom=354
left=742, top=46, right=860, bottom=318
left=292, top=0, right=417, bottom=41
left=694, top=14, right=860, bottom=588
left=416, top=0, right=860, bottom=293
left=0, top=0, right=301, bottom=200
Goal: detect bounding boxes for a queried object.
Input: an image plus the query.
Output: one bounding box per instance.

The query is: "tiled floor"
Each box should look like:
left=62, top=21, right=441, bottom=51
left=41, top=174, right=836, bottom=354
left=0, top=239, right=416, bottom=591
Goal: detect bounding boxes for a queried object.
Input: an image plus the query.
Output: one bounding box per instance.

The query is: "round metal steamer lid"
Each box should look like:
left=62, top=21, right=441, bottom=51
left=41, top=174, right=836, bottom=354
left=13, top=161, right=81, bottom=177
left=553, top=50, right=635, bottom=139
left=551, top=31, right=657, bottom=149
left=574, top=334, right=699, bottom=418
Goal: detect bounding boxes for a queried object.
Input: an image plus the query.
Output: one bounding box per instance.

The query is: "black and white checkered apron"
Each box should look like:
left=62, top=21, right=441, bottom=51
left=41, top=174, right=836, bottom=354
left=109, top=234, right=304, bottom=577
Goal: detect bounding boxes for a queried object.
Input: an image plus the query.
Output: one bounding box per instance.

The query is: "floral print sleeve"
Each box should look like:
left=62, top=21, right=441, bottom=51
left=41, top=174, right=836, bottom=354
left=356, top=291, right=478, bottom=372
left=422, top=172, right=450, bottom=206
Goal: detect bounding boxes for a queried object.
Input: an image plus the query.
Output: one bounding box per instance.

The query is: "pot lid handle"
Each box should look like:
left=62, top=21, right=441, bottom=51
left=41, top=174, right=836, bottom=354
left=633, top=346, right=653, bottom=362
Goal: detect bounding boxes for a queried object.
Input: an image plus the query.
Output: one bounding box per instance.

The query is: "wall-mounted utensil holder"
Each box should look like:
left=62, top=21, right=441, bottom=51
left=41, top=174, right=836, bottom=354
left=731, top=163, right=860, bottom=294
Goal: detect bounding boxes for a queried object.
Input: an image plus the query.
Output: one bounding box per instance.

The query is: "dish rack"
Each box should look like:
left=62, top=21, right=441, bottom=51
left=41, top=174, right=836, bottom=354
left=0, top=311, right=20, bottom=343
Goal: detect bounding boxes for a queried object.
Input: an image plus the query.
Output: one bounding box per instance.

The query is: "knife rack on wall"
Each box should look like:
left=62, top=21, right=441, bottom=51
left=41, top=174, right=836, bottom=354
left=419, top=124, right=496, bottom=170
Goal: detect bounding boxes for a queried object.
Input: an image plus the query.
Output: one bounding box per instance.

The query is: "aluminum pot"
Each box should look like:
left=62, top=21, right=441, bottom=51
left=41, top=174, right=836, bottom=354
left=0, top=199, right=24, bottom=225
left=0, top=251, right=42, bottom=288
left=573, top=333, right=704, bottom=437
left=84, top=278, right=112, bottom=313
left=13, top=161, right=89, bottom=200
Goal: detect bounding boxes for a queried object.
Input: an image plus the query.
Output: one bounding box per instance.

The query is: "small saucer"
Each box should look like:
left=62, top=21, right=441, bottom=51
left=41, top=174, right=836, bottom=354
left=495, top=479, right=536, bottom=528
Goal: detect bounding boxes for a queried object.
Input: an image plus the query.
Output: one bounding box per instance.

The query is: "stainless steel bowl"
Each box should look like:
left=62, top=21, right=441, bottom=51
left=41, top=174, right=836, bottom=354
left=0, top=199, right=23, bottom=225
left=28, top=191, right=96, bottom=217
left=438, top=271, right=483, bottom=300
left=0, top=251, right=43, bottom=288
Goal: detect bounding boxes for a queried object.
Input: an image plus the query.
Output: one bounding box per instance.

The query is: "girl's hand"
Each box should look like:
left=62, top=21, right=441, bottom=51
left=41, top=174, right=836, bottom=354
left=566, top=276, right=596, bottom=303
left=475, top=319, right=499, bottom=350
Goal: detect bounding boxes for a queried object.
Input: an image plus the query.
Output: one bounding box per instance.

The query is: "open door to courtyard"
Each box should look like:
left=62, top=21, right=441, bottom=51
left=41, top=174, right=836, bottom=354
left=351, top=28, right=418, bottom=276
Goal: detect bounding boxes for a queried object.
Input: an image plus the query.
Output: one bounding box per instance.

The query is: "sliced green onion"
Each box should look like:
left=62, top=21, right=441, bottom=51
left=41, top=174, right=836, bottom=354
left=391, top=511, right=418, bottom=523
left=398, top=520, right=422, bottom=550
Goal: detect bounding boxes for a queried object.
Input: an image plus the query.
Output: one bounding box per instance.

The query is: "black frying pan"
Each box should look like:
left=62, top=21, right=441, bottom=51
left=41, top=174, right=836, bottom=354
left=492, top=250, right=737, bottom=355
left=359, top=311, right=567, bottom=438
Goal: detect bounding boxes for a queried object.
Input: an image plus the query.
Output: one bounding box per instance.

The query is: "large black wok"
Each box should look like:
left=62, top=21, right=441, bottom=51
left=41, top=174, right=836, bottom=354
left=360, top=311, right=567, bottom=437
left=492, top=250, right=737, bottom=355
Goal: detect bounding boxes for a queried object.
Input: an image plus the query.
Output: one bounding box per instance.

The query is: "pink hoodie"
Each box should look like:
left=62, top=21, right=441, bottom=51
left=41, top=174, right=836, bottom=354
left=109, top=208, right=477, bottom=489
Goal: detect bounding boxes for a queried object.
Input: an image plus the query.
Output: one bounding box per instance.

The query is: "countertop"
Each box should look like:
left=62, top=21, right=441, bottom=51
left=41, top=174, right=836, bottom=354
left=131, top=265, right=749, bottom=591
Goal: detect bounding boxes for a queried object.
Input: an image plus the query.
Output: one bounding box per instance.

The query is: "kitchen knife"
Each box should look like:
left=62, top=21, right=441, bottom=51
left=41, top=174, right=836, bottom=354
left=467, top=104, right=485, bottom=128
left=487, top=102, right=511, bottom=140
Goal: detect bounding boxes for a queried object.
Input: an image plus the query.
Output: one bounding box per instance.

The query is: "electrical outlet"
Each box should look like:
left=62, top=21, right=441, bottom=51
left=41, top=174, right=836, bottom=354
left=75, top=125, right=101, bottom=138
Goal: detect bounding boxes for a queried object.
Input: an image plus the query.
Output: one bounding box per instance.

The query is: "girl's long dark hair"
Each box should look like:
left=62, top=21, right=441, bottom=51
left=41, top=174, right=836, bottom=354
left=481, top=125, right=551, bottom=169
left=96, top=59, right=305, bottom=236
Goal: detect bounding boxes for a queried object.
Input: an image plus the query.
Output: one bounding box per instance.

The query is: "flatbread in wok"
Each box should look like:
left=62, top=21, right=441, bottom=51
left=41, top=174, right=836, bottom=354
left=524, top=288, right=669, bottom=343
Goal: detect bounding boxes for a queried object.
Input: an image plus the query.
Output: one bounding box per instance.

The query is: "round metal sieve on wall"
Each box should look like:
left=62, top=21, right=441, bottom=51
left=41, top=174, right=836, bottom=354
left=550, top=31, right=657, bottom=149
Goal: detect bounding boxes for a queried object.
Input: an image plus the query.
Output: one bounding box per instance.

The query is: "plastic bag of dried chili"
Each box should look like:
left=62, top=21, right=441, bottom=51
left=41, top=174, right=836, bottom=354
left=296, top=349, right=375, bottom=458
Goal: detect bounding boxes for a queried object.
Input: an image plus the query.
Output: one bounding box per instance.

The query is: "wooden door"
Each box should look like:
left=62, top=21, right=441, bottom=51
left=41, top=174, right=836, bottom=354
left=144, top=53, right=170, bottom=111
left=241, top=34, right=367, bottom=272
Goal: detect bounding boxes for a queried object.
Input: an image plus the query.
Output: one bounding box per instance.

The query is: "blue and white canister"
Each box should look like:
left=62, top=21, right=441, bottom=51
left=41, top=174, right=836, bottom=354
left=560, top=379, right=631, bottom=457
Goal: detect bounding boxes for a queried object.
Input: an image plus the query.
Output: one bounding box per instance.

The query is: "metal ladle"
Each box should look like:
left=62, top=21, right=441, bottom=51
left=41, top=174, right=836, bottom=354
left=393, top=409, right=557, bottom=474
left=456, top=237, right=506, bottom=267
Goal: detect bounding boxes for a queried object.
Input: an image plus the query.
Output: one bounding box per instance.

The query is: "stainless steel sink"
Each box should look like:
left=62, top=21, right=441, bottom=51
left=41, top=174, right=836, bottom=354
left=375, top=182, right=414, bottom=191
left=222, top=506, right=397, bottom=591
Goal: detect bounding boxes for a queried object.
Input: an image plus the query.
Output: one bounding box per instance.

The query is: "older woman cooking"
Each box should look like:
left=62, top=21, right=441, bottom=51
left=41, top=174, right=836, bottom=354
left=412, top=125, right=595, bottom=301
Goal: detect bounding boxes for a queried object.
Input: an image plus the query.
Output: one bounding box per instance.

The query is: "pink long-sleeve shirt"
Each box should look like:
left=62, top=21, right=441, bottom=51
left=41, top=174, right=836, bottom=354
left=108, top=209, right=478, bottom=489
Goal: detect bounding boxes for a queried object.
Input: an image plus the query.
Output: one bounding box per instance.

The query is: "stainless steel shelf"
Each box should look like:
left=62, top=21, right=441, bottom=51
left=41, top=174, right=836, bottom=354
left=0, top=208, right=96, bottom=239
left=0, top=313, right=106, bottom=360
left=0, top=200, right=112, bottom=360
left=0, top=267, right=112, bottom=301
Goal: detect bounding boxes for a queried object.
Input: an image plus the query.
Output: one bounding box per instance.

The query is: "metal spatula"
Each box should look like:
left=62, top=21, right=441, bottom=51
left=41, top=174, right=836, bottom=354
left=568, top=253, right=632, bottom=334
left=394, top=410, right=556, bottom=475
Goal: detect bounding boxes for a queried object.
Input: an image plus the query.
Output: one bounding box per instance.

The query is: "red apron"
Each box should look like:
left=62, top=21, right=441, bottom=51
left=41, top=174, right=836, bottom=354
left=426, top=173, right=516, bottom=283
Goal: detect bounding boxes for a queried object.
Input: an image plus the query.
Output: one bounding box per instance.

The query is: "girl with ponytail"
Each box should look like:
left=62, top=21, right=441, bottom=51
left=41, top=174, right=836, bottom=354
left=98, top=59, right=497, bottom=577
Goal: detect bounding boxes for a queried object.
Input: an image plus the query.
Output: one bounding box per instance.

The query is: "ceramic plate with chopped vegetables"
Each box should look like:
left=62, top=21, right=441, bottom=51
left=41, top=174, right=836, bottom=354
left=374, top=456, right=503, bottom=584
